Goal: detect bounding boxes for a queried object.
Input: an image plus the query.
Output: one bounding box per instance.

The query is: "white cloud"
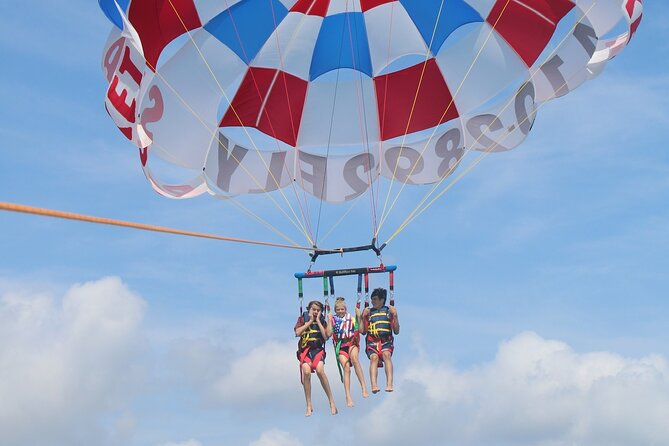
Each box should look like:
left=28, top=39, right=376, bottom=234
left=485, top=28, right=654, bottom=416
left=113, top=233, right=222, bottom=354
left=357, top=332, right=669, bottom=446
left=249, top=429, right=303, bottom=446
left=166, top=337, right=234, bottom=390
left=167, top=338, right=304, bottom=409
left=212, top=341, right=299, bottom=406
left=158, top=440, right=202, bottom=446
left=0, top=276, right=147, bottom=446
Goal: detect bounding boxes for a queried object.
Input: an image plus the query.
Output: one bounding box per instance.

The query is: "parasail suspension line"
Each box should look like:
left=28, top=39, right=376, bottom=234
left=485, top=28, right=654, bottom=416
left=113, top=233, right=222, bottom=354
left=381, top=4, right=595, bottom=246
left=164, top=0, right=317, bottom=246
left=376, top=0, right=515, bottom=238
left=377, top=0, right=449, bottom=234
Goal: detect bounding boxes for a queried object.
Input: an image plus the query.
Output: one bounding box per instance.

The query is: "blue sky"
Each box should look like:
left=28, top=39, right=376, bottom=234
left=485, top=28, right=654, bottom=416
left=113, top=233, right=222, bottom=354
left=1, top=1, right=668, bottom=445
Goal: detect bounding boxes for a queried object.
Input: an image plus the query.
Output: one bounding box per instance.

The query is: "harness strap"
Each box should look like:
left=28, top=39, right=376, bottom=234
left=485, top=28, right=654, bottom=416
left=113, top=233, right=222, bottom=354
left=389, top=270, right=395, bottom=306
left=356, top=273, right=362, bottom=310
left=364, top=273, right=370, bottom=308
left=334, top=339, right=344, bottom=383
left=297, top=278, right=303, bottom=314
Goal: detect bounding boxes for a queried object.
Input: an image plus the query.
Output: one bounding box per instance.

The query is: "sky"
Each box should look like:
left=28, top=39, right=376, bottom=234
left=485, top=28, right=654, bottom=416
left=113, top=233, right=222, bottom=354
left=1, top=1, right=668, bottom=446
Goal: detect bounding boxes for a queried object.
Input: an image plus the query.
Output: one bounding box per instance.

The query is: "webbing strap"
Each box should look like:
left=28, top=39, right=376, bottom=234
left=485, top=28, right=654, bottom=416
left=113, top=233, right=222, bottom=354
left=334, top=340, right=344, bottom=383
left=389, top=270, right=395, bottom=306
left=297, top=278, right=303, bottom=315
left=329, top=276, right=335, bottom=305
left=356, top=273, right=362, bottom=309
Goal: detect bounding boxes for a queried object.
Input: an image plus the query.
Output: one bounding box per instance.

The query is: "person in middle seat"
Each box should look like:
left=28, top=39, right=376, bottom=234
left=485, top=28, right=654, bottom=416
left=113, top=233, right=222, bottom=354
left=330, top=296, right=369, bottom=406
left=361, top=287, right=400, bottom=393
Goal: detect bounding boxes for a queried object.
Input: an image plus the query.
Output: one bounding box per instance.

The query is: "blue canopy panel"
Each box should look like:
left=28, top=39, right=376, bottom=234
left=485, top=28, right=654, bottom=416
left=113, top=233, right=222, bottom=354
left=399, top=0, right=483, bottom=54
left=309, top=12, right=373, bottom=80
left=204, top=0, right=289, bottom=65
left=99, top=0, right=131, bottom=29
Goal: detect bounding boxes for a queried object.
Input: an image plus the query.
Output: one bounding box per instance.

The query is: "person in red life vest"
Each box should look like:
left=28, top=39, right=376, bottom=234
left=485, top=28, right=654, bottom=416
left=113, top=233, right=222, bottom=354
left=330, top=297, right=369, bottom=407
left=294, top=300, right=338, bottom=416
left=361, top=287, right=400, bottom=393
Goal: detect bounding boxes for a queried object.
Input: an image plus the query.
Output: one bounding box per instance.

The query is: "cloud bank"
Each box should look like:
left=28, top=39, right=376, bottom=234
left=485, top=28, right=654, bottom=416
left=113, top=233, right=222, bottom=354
left=167, top=338, right=303, bottom=409
left=0, top=277, right=146, bottom=446
left=158, top=441, right=202, bottom=446
left=3, top=276, right=668, bottom=446
left=357, top=332, right=669, bottom=446
left=249, top=429, right=304, bottom=446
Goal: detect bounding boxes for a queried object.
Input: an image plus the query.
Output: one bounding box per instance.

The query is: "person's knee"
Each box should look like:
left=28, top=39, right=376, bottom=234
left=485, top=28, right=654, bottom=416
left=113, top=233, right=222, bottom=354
left=382, top=351, right=392, bottom=361
left=370, top=353, right=379, bottom=363
left=301, top=363, right=312, bottom=375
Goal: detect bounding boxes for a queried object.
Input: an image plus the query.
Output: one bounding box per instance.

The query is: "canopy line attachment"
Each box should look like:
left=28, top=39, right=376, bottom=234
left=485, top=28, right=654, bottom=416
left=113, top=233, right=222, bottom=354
left=295, top=265, right=396, bottom=310
left=308, top=238, right=387, bottom=265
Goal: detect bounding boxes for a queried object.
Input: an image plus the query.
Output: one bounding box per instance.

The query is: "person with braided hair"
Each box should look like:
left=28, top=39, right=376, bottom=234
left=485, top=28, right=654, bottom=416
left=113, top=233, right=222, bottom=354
left=330, top=297, right=369, bottom=406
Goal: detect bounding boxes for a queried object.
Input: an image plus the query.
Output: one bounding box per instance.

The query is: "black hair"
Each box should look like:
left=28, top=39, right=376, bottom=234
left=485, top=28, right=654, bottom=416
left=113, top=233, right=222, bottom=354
left=371, top=287, right=387, bottom=305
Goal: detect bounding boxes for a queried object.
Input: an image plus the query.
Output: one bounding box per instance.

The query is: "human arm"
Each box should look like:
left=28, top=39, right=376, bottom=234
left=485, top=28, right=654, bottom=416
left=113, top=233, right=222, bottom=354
left=316, top=311, right=330, bottom=340
left=390, top=306, right=400, bottom=335
left=325, top=312, right=333, bottom=338
left=359, top=307, right=370, bottom=334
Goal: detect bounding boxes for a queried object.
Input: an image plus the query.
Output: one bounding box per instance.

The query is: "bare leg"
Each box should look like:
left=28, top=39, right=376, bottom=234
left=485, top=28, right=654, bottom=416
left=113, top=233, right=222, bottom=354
left=349, top=346, right=368, bottom=397
left=369, top=353, right=380, bottom=393
left=301, top=362, right=313, bottom=416
left=315, top=363, right=338, bottom=415
left=382, top=351, right=393, bottom=392
left=339, top=354, right=354, bottom=407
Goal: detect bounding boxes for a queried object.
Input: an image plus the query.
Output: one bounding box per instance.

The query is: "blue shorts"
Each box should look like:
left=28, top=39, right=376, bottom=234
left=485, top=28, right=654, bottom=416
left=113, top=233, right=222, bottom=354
left=365, top=335, right=394, bottom=360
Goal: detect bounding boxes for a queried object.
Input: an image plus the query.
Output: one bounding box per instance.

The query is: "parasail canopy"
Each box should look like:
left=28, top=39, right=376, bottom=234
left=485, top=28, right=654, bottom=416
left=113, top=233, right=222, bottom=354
left=99, top=0, right=642, bottom=249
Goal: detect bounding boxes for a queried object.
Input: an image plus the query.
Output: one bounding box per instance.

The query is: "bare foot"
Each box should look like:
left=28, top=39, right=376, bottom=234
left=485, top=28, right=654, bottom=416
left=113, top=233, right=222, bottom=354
left=362, top=390, right=369, bottom=398
left=346, top=399, right=354, bottom=407
left=305, top=406, right=313, bottom=417
left=330, top=404, right=338, bottom=415
left=371, top=387, right=380, bottom=394
left=385, top=386, right=393, bottom=392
